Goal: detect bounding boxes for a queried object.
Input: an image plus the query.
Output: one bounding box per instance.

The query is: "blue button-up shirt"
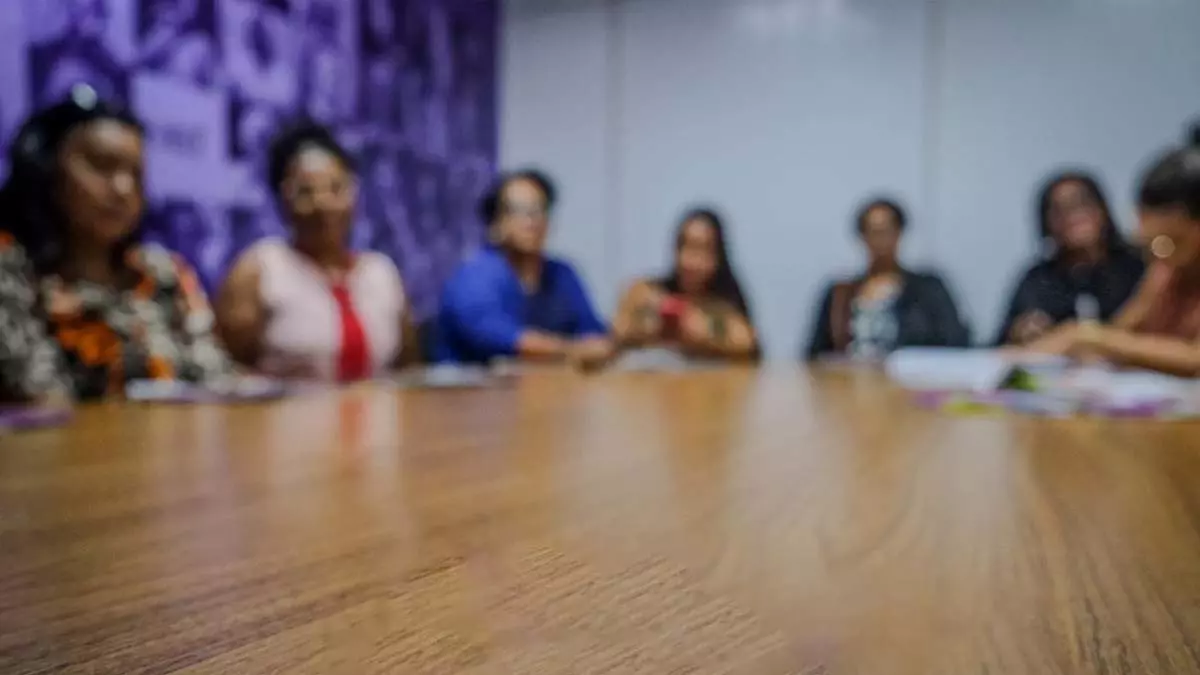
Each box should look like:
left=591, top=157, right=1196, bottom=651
left=433, top=247, right=608, bottom=363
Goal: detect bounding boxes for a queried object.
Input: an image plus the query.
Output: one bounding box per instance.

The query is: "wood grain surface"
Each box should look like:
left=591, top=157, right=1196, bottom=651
left=2, top=368, right=1200, bottom=674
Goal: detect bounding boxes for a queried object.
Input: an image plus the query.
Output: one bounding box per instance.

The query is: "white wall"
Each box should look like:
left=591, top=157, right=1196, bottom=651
left=501, top=0, right=1200, bottom=357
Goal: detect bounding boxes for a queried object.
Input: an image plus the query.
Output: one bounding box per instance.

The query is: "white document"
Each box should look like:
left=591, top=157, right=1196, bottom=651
left=884, top=348, right=1068, bottom=393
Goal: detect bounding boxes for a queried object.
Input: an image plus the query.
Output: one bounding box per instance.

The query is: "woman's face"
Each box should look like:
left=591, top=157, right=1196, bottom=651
left=493, top=177, right=548, bottom=256
left=1138, top=206, right=1200, bottom=272
left=58, top=119, right=144, bottom=248
left=281, top=145, right=357, bottom=254
left=675, top=217, right=719, bottom=295
left=860, top=205, right=901, bottom=263
left=1048, top=180, right=1105, bottom=252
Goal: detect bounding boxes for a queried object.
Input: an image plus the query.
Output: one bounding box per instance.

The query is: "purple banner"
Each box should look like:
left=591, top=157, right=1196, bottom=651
left=0, top=0, right=498, bottom=321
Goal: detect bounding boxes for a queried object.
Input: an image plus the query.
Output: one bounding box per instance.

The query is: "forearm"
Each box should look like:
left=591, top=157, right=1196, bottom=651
left=683, top=305, right=758, bottom=360
left=217, top=321, right=262, bottom=367
left=1094, top=328, right=1200, bottom=377
left=1023, top=324, right=1078, bottom=355
left=515, top=330, right=570, bottom=361
left=613, top=303, right=661, bottom=348
left=394, top=312, right=422, bottom=368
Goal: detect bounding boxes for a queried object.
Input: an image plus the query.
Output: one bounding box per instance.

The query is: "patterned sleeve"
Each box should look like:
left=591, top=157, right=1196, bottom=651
left=0, top=234, right=72, bottom=401
left=168, top=254, right=234, bottom=384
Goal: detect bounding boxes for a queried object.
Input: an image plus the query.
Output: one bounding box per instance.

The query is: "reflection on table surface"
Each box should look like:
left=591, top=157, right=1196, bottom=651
left=2, top=368, right=1200, bottom=674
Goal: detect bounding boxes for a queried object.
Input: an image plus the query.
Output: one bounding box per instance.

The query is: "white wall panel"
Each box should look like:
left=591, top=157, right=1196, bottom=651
left=615, top=0, right=930, bottom=356
left=500, top=1, right=617, bottom=309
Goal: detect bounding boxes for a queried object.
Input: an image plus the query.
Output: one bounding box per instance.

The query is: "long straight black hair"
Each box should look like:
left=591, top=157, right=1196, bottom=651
left=659, top=207, right=753, bottom=320
left=0, top=87, right=145, bottom=275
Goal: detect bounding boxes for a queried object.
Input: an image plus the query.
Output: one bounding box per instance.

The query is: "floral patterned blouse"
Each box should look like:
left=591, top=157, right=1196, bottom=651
left=0, top=231, right=231, bottom=401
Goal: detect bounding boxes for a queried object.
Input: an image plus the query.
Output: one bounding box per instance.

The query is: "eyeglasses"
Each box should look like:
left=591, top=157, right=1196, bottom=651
left=501, top=202, right=548, bottom=220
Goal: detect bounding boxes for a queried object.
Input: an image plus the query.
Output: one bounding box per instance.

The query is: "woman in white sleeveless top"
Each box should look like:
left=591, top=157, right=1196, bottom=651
left=216, top=123, right=417, bottom=380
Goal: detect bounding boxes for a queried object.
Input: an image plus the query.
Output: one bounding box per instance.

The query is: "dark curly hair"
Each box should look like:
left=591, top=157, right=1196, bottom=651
left=0, top=88, right=144, bottom=274
left=265, top=120, right=356, bottom=199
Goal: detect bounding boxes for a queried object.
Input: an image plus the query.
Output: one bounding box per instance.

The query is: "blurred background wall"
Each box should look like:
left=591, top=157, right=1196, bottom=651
left=501, top=0, right=1200, bottom=357
left=0, top=0, right=499, bottom=321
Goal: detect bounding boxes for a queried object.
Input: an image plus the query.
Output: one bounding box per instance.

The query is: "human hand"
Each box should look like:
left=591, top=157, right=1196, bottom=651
left=569, top=336, right=615, bottom=371
left=678, top=306, right=721, bottom=355
left=1064, top=321, right=1108, bottom=363
left=1010, top=310, right=1053, bottom=344
left=625, top=285, right=668, bottom=345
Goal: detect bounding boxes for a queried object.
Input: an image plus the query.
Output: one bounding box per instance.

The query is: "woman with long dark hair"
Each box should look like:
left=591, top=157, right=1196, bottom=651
left=1027, top=125, right=1200, bottom=375
left=995, top=171, right=1144, bottom=345
left=612, top=208, right=759, bottom=360
left=804, top=197, right=969, bottom=360
left=0, top=87, right=230, bottom=402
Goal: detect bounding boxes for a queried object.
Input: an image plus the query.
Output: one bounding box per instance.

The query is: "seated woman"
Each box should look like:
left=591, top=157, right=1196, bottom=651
left=433, top=169, right=612, bottom=366
left=995, top=171, right=1144, bottom=345
left=217, top=122, right=417, bottom=381
left=804, top=197, right=970, bottom=361
left=0, top=87, right=230, bottom=402
left=612, top=208, right=759, bottom=360
left=1026, top=128, right=1200, bottom=376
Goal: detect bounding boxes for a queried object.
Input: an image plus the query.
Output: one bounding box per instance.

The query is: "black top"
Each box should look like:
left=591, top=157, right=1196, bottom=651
left=803, top=269, right=971, bottom=360
left=993, top=250, right=1145, bottom=345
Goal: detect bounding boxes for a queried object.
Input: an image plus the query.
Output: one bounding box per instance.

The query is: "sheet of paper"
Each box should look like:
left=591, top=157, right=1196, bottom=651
left=885, top=348, right=1022, bottom=392
left=395, top=365, right=505, bottom=389
left=125, top=378, right=290, bottom=403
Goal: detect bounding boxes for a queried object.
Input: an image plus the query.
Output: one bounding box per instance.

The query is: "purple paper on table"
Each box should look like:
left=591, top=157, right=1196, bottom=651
left=0, top=406, right=73, bottom=432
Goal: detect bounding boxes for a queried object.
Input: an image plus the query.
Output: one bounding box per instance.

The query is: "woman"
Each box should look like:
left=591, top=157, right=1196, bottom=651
left=217, top=122, right=418, bottom=381
left=433, top=169, right=612, bottom=366
left=996, top=171, right=1144, bottom=345
left=0, top=87, right=230, bottom=402
left=612, top=208, right=759, bottom=360
left=1026, top=127, right=1200, bottom=376
left=805, top=197, right=970, bottom=360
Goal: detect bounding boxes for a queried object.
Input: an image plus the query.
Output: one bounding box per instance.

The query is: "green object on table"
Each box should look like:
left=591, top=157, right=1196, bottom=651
left=998, top=367, right=1039, bottom=392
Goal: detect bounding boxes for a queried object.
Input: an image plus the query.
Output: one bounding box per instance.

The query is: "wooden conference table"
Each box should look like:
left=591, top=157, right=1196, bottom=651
left=2, top=368, right=1199, bottom=674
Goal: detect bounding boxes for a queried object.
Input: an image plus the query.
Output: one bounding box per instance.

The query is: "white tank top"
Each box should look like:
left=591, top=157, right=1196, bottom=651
left=249, top=238, right=405, bottom=381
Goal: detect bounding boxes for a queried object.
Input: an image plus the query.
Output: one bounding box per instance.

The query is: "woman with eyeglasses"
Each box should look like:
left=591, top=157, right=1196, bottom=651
left=0, top=88, right=230, bottom=402
left=216, top=122, right=418, bottom=381
left=433, top=169, right=613, bottom=367
left=1026, top=126, right=1200, bottom=375
left=995, top=171, right=1144, bottom=345
left=612, top=208, right=759, bottom=360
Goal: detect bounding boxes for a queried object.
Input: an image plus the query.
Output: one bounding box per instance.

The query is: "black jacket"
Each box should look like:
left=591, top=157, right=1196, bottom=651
left=803, top=270, right=971, bottom=360
left=993, top=250, right=1144, bottom=345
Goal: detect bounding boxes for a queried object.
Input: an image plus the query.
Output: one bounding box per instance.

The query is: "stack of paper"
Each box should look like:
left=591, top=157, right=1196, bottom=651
left=885, top=348, right=1025, bottom=392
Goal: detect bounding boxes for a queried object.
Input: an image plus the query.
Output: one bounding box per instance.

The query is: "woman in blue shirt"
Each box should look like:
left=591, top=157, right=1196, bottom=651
left=434, top=169, right=613, bottom=366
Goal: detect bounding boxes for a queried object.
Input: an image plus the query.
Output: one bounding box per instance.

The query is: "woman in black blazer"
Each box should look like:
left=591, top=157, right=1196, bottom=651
left=804, top=197, right=970, bottom=360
